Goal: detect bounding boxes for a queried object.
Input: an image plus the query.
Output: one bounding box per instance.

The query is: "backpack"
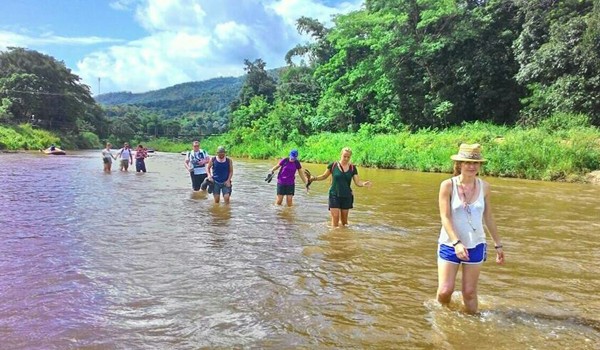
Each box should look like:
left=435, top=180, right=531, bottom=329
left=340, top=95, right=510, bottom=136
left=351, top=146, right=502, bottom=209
left=329, top=161, right=355, bottom=186
left=331, top=161, right=354, bottom=174
left=188, top=150, right=207, bottom=167
left=277, top=158, right=290, bottom=178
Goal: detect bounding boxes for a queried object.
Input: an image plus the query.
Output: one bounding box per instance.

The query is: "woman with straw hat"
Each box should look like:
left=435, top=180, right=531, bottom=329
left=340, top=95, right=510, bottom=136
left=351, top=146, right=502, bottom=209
left=436, top=143, right=505, bottom=314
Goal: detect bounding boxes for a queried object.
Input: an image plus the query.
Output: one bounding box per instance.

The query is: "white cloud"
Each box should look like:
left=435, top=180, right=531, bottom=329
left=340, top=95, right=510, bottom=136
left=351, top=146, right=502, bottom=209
left=75, top=0, right=364, bottom=93
left=0, top=30, right=122, bottom=47
left=109, top=0, right=137, bottom=11
left=135, top=0, right=207, bottom=32
left=268, top=0, right=362, bottom=27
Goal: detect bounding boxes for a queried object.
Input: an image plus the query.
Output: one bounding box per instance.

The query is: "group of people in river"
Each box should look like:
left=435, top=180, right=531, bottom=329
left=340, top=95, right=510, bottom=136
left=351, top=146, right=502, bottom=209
left=183, top=140, right=504, bottom=314
left=102, top=139, right=506, bottom=314
left=101, top=142, right=148, bottom=173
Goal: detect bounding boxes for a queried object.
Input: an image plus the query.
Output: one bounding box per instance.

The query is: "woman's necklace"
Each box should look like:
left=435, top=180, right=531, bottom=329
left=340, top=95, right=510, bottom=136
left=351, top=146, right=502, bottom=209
left=458, top=177, right=477, bottom=231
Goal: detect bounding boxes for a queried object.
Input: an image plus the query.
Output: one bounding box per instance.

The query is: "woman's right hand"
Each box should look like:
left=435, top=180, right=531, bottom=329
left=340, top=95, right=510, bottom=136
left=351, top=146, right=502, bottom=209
left=455, top=243, right=470, bottom=261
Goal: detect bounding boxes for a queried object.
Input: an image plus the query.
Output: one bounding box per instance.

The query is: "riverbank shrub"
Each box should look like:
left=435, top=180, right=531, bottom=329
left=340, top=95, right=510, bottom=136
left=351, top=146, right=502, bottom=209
left=142, top=122, right=599, bottom=182
left=0, top=124, right=60, bottom=150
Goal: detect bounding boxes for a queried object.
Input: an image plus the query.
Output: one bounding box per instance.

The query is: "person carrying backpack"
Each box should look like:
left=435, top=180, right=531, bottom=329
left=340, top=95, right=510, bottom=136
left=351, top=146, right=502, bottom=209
left=266, top=149, right=309, bottom=206
left=184, top=140, right=210, bottom=191
left=117, top=142, right=133, bottom=171
left=308, top=147, right=371, bottom=228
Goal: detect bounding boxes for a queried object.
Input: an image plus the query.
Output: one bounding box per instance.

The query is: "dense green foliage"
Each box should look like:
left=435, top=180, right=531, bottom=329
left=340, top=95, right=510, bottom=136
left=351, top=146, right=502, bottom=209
left=228, top=0, right=598, bottom=138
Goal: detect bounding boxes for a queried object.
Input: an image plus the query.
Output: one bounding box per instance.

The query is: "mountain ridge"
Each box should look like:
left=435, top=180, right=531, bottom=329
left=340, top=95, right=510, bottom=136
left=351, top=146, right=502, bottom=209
left=94, top=76, right=244, bottom=107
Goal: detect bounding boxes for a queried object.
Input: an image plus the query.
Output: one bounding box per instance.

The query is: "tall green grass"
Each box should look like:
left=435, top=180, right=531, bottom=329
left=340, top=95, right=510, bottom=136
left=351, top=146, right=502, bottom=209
left=0, top=124, right=60, bottom=150
left=3, top=122, right=599, bottom=182
left=188, top=122, right=598, bottom=182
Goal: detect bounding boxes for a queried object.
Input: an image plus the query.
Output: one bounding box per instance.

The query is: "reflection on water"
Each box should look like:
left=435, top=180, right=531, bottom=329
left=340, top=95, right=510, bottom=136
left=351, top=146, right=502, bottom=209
left=0, top=151, right=599, bottom=349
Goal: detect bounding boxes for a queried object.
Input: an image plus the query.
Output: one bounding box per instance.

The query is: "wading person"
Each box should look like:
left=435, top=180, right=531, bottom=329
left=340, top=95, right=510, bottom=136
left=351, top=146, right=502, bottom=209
left=266, top=149, right=309, bottom=206
left=207, top=146, right=233, bottom=204
left=102, top=142, right=116, bottom=172
left=117, top=142, right=133, bottom=171
left=308, top=147, right=371, bottom=228
left=135, top=144, right=148, bottom=173
left=184, top=140, right=209, bottom=191
left=436, top=143, right=505, bottom=314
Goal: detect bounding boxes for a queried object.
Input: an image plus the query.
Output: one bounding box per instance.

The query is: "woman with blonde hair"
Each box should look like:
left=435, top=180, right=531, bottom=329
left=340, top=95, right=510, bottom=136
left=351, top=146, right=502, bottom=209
left=436, top=143, right=505, bottom=314
left=309, top=147, right=371, bottom=228
left=101, top=142, right=116, bottom=172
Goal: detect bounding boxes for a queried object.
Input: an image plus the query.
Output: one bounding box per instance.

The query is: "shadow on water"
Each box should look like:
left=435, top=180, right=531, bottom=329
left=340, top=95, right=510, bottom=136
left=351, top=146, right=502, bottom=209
left=493, top=309, right=600, bottom=333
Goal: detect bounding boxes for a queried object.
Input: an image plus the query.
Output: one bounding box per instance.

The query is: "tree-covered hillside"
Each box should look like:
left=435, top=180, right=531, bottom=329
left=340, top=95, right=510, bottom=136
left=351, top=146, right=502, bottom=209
left=96, top=76, right=243, bottom=114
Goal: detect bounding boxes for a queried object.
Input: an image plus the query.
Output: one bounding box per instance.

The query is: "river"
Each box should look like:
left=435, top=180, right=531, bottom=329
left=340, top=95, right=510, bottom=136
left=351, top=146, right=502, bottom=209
left=0, top=150, right=598, bottom=349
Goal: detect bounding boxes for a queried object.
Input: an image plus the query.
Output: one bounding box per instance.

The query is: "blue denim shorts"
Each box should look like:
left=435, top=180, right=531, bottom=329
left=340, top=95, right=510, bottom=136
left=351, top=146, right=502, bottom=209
left=438, top=243, right=487, bottom=264
left=213, top=181, right=232, bottom=196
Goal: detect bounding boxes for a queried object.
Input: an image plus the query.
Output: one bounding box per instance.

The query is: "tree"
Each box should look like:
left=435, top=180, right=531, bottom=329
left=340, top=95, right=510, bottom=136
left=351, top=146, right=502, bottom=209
left=235, top=59, right=277, bottom=108
left=514, top=0, right=600, bottom=125
left=285, top=17, right=334, bottom=66
left=0, top=47, right=98, bottom=131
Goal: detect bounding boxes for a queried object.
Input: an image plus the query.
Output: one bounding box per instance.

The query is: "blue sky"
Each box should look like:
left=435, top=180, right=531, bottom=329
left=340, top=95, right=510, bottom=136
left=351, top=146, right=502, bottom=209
left=0, top=0, right=362, bottom=94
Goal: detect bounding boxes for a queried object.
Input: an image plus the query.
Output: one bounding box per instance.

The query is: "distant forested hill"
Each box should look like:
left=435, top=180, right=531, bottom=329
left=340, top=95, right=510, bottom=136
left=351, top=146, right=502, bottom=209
left=95, top=76, right=243, bottom=116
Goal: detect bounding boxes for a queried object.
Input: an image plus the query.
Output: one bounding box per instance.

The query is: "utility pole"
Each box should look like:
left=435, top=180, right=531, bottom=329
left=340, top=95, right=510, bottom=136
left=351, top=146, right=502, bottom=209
left=98, top=77, right=101, bottom=96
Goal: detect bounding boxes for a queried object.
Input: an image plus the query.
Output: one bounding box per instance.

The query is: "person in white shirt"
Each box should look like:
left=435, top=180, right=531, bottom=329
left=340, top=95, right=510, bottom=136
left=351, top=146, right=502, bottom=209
left=184, top=140, right=209, bottom=191
left=436, top=143, right=505, bottom=314
left=117, top=142, right=133, bottom=171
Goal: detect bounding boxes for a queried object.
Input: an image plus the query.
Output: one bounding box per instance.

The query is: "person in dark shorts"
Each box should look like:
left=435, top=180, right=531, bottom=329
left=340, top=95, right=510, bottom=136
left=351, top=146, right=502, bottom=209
left=184, top=140, right=209, bottom=191
left=308, top=147, right=371, bottom=228
left=135, top=144, right=148, bottom=173
left=267, top=149, right=309, bottom=206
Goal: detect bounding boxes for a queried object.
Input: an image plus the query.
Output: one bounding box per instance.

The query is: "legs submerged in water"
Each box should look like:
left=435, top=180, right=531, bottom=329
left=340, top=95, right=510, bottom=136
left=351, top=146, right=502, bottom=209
left=437, top=259, right=482, bottom=314
left=329, top=208, right=350, bottom=228
left=275, top=194, right=293, bottom=206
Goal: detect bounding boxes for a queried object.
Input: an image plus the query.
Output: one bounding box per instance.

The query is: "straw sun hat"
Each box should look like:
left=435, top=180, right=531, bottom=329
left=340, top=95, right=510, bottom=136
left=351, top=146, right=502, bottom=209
left=450, top=143, right=486, bottom=162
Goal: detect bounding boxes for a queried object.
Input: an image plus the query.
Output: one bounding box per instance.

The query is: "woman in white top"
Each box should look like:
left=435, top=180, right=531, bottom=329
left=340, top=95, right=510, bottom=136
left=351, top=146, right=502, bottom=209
left=437, top=143, right=505, bottom=314
left=102, top=143, right=116, bottom=172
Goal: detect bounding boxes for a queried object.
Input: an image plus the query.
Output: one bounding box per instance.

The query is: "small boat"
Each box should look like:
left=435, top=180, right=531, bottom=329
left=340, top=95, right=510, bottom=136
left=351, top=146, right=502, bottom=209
left=42, top=147, right=66, bottom=155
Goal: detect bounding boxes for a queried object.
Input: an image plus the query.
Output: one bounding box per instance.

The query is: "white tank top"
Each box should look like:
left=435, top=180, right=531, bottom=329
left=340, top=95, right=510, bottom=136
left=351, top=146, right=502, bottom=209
left=439, top=177, right=486, bottom=248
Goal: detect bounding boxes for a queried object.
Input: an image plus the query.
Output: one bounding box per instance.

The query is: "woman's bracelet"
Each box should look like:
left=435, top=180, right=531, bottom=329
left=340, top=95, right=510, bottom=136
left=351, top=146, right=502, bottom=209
left=494, top=245, right=503, bottom=249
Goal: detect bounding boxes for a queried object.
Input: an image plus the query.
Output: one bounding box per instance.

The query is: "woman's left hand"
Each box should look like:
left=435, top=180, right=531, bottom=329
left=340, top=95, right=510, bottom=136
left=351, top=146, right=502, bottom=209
left=496, top=248, right=505, bottom=265
left=363, top=180, right=372, bottom=188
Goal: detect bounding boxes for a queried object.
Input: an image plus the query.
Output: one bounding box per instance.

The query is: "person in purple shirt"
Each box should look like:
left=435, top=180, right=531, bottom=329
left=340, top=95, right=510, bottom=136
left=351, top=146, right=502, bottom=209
left=267, top=149, right=309, bottom=206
